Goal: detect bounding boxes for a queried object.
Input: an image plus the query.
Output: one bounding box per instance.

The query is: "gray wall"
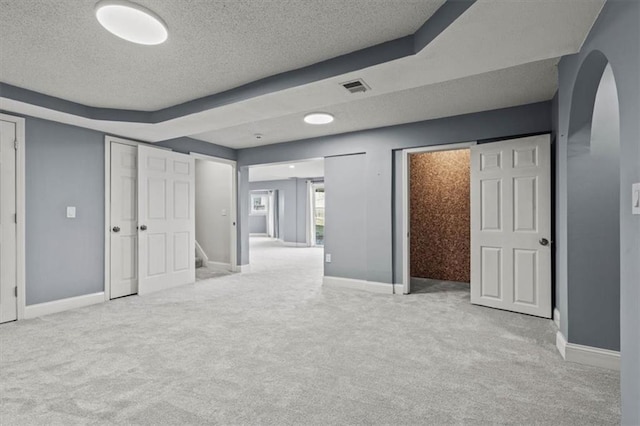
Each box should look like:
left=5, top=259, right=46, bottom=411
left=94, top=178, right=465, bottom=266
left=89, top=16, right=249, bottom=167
left=248, top=190, right=268, bottom=234
left=248, top=214, right=267, bottom=234
left=237, top=101, right=552, bottom=283
left=249, top=179, right=310, bottom=244
left=555, top=1, right=640, bottom=423
left=567, top=64, right=620, bottom=351
left=24, top=116, right=104, bottom=305
left=324, top=154, right=367, bottom=279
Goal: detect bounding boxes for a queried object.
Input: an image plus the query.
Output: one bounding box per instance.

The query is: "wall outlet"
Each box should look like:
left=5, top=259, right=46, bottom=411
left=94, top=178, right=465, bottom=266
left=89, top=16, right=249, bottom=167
left=66, top=206, right=76, bottom=218
left=633, top=183, right=640, bottom=215
left=325, top=253, right=332, bottom=263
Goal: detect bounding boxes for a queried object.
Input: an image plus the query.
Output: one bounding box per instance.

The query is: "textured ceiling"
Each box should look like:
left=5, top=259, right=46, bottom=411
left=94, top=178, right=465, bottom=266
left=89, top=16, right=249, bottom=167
left=193, top=58, right=559, bottom=148
left=0, top=0, right=444, bottom=110
left=0, top=0, right=605, bottom=150
left=249, top=159, right=324, bottom=182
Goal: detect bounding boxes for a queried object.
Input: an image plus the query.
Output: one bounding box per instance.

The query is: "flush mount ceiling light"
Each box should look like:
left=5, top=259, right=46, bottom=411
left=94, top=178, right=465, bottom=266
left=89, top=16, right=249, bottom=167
left=95, top=0, right=168, bottom=45
left=289, top=165, right=295, bottom=169
left=304, top=112, right=334, bottom=125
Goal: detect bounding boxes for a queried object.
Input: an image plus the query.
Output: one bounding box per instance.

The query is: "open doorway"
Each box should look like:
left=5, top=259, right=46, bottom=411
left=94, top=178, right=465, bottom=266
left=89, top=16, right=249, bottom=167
left=405, top=146, right=471, bottom=294
left=247, top=158, right=324, bottom=266
left=193, top=154, right=237, bottom=281
left=402, top=137, right=553, bottom=318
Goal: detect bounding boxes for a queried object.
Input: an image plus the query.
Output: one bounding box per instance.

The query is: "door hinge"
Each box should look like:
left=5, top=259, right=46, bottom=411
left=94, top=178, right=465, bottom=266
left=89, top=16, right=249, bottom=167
left=14, top=139, right=18, bottom=150
left=13, top=213, right=17, bottom=223
left=14, top=287, right=18, bottom=298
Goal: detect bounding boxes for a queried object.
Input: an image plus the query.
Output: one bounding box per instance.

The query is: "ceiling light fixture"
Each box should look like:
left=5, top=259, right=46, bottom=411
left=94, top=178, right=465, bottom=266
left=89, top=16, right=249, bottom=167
left=304, top=112, right=334, bottom=125
left=95, top=0, right=168, bottom=45
left=289, top=165, right=295, bottom=169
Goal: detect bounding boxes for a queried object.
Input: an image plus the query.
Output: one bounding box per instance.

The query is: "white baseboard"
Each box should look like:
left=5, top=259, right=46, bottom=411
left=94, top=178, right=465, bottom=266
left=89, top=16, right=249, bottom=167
left=207, top=261, right=232, bottom=271
left=393, top=283, right=405, bottom=294
left=323, top=276, right=397, bottom=294
left=283, top=242, right=309, bottom=247
left=556, top=330, right=568, bottom=359
left=250, top=233, right=268, bottom=237
left=24, top=292, right=105, bottom=319
left=238, top=264, right=251, bottom=273
left=556, top=331, right=620, bottom=370
left=553, top=307, right=560, bottom=329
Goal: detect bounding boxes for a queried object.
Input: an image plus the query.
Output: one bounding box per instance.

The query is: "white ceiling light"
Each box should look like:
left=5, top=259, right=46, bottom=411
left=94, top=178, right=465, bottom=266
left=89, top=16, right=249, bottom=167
left=304, top=112, right=334, bottom=125
left=289, top=165, right=295, bottom=169
left=95, top=0, right=168, bottom=45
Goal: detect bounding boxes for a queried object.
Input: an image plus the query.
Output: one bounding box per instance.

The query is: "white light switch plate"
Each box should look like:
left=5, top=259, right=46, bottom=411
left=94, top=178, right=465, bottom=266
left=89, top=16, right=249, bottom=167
left=221, top=209, right=227, bottom=216
left=66, top=206, right=76, bottom=218
left=325, top=253, right=332, bottom=263
left=633, top=183, right=640, bottom=215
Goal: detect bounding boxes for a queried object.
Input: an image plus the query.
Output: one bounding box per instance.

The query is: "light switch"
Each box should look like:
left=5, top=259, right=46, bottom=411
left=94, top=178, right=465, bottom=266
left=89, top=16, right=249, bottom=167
left=325, top=253, right=332, bottom=263
left=221, top=209, right=227, bottom=216
left=633, top=183, right=640, bottom=215
left=66, top=206, right=76, bottom=218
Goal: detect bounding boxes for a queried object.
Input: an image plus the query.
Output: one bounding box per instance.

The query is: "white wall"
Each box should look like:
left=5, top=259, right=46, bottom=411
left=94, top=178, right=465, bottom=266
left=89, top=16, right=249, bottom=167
left=195, top=159, right=232, bottom=264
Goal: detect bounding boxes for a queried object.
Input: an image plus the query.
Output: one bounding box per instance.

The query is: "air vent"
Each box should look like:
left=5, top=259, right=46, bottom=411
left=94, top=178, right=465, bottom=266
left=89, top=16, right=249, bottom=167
left=341, top=79, right=370, bottom=94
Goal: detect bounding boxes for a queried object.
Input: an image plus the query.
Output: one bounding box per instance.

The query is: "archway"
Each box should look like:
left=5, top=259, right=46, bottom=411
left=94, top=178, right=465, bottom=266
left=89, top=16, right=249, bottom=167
left=567, top=51, right=621, bottom=351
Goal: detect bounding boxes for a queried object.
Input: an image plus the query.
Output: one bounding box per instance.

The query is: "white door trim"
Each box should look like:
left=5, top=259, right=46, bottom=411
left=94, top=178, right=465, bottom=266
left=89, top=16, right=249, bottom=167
left=0, top=113, right=26, bottom=320
left=104, top=136, right=171, bottom=301
left=401, top=142, right=476, bottom=295
left=189, top=152, right=238, bottom=272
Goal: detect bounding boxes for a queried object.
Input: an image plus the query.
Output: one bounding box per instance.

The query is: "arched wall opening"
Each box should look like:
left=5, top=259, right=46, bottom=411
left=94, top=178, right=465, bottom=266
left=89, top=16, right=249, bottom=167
left=567, top=51, right=620, bottom=351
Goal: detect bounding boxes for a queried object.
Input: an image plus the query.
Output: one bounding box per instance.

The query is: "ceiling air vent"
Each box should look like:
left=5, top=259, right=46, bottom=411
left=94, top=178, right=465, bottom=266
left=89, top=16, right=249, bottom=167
left=341, top=79, right=370, bottom=94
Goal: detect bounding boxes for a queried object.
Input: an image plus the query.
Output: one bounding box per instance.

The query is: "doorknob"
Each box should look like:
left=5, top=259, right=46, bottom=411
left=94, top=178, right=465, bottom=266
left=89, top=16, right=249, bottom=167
left=139, top=225, right=147, bottom=231
left=539, top=238, right=549, bottom=246
left=112, top=226, right=120, bottom=233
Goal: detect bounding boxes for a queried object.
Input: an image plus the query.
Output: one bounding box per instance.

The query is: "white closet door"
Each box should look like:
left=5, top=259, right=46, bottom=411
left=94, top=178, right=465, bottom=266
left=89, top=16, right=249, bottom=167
left=0, top=119, right=17, bottom=323
left=470, top=134, right=552, bottom=318
left=110, top=142, right=139, bottom=299
left=138, top=146, right=195, bottom=295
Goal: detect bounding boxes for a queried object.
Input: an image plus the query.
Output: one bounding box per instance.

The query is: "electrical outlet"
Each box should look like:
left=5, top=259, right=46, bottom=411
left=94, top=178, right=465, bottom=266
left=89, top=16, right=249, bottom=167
left=66, top=206, right=76, bottom=218
left=633, top=183, right=640, bottom=215
left=325, top=253, right=332, bottom=263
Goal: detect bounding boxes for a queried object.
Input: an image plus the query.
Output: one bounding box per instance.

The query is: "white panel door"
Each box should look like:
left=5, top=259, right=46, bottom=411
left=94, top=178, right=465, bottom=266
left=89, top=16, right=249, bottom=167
left=110, top=142, right=139, bottom=299
left=138, top=146, right=195, bottom=295
left=0, top=119, right=17, bottom=323
left=470, top=135, right=551, bottom=318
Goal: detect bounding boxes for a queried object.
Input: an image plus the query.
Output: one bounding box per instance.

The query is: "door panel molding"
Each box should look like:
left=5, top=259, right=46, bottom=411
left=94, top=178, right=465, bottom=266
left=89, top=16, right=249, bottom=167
left=137, top=146, right=195, bottom=295
left=104, top=136, right=171, bottom=301
left=471, top=134, right=552, bottom=318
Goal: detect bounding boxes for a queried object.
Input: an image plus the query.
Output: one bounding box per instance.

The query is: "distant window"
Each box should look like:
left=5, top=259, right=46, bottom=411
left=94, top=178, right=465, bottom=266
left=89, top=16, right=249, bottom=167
left=250, top=194, right=268, bottom=215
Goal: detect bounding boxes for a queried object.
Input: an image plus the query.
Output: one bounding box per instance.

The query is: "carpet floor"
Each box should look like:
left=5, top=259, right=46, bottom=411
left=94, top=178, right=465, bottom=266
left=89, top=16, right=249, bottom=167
left=0, top=237, right=620, bottom=425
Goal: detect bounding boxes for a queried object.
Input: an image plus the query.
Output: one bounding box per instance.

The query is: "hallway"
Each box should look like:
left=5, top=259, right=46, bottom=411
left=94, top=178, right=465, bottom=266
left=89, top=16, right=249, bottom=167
left=0, top=239, right=619, bottom=424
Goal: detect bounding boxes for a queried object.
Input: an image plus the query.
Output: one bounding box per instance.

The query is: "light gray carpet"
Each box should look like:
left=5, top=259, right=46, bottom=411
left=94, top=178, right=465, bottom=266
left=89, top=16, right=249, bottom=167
left=195, top=266, right=233, bottom=282
left=0, top=238, right=620, bottom=425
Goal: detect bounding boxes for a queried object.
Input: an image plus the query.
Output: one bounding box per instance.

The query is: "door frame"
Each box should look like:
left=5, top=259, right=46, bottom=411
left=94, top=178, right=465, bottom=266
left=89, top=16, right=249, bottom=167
left=103, top=135, right=172, bottom=301
left=401, top=141, right=476, bottom=295
left=0, top=113, right=26, bottom=320
left=189, top=152, right=238, bottom=272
